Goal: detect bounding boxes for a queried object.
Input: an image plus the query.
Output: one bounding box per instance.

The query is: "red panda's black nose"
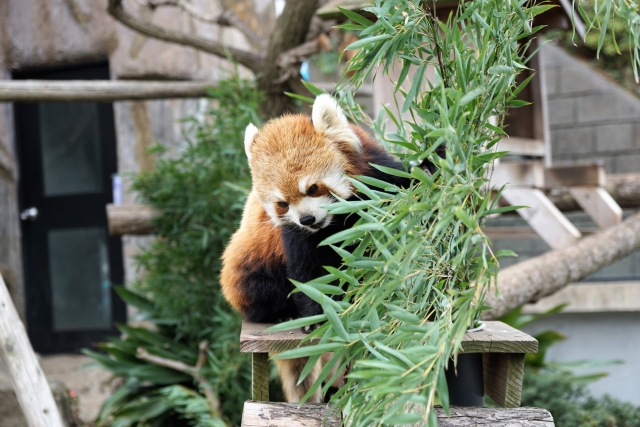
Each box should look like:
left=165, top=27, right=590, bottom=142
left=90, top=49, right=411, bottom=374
left=300, top=215, right=316, bottom=226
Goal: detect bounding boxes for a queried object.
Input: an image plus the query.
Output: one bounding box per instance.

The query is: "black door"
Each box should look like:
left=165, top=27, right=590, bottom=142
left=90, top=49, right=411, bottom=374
left=14, top=63, right=126, bottom=354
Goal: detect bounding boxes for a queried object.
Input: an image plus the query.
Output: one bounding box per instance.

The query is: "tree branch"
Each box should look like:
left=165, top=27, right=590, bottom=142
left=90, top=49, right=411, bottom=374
left=275, top=39, right=321, bottom=84
left=132, top=0, right=265, bottom=50
left=107, top=0, right=264, bottom=74
left=484, top=210, right=640, bottom=319
left=137, top=344, right=221, bottom=414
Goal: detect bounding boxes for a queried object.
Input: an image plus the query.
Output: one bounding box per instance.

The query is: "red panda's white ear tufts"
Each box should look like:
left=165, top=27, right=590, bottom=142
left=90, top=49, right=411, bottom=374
left=244, top=123, right=259, bottom=161
left=312, top=94, right=362, bottom=152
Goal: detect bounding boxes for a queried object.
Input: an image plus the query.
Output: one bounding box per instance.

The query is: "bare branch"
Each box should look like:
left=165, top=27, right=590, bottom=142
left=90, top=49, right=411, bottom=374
left=108, top=0, right=264, bottom=74
left=484, top=210, right=640, bottom=319
left=136, top=345, right=221, bottom=414
left=132, top=0, right=265, bottom=50
left=137, top=347, right=194, bottom=373
left=275, top=39, right=321, bottom=84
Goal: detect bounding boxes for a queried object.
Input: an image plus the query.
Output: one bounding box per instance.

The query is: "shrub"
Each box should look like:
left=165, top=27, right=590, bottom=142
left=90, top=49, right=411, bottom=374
left=87, top=76, right=259, bottom=426
left=522, top=370, right=640, bottom=427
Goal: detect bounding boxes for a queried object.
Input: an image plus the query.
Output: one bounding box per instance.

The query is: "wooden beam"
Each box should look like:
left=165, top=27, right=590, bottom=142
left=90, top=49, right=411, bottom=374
left=239, top=321, right=537, bottom=354
left=483, top=227, right=598, bottom=240
left=497, top=137, right=545, bottom=157
left=544, top=163, right=605, bottom=188
left=522, top=281, right=640, bottom=314
left=241, top=401, right=553, bottom=427
left=0, top=272, right=65, bottom=427
left=0, top=80, right=217, bottom=102
left=106, top=204, right=158, bottom=236
left=500, top=188, right=581, bottom=249
left=568, top=186, right=622, bottom=229
left=491, top=161, right=545, bottom=188
left=106, top=174, right=640, bottom=237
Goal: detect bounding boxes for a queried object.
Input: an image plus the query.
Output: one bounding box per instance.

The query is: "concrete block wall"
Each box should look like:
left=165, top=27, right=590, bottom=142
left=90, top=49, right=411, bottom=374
left=543, top=42, right=640, bottom=173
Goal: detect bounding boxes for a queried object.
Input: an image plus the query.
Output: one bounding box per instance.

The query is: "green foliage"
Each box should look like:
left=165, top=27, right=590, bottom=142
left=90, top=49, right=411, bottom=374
left=271, top=1, right=551, bottom=425
left=550, top=0, right=640, bottom=97
left=575, top=0, right=640, bottom=79
left=85, top=287, right=249, bottom=426
left=88, top=76, right=258, bottom=426
left=522, top=371, right=640, bottom=427
left=130, top=77, right=259, bottom=338
left=501, top=305, right=639, bottom=427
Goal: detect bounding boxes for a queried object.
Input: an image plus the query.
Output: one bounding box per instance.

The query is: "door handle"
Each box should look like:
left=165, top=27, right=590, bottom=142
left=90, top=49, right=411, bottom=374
left=20, top=207, right=38, bottom=221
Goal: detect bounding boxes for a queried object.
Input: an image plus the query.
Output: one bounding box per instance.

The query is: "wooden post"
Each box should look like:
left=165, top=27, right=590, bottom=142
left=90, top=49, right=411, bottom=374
left=0, top=273, right=64, bottom=427
left=252, top=353, right=270, bottom=402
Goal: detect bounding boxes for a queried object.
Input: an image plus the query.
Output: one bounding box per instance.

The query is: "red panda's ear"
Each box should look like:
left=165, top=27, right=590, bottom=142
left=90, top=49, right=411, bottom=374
left=312, top=94, right=362, bottom=153
left=244, top=123, right=259, bottom=162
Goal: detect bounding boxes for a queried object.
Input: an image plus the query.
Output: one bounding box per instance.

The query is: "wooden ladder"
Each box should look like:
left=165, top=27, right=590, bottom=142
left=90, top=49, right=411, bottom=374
left=238, top=321, right=555, bottom=426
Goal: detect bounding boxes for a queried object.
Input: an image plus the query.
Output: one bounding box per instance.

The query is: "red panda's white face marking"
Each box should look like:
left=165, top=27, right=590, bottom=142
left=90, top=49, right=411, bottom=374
left=244, top=95, right=361, bottom=232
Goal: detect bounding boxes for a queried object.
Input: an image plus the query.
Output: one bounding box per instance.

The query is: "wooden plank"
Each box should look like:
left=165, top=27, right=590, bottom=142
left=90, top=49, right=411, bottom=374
left=0, top=80, right=216, bottom=102
left=461, top=321, right=538, bottom=354
left=242, top=401, right=340, bottom=427
left=491, top=161, right=545, bottom=188
left=498, top=137, right=545, bottom=157
left=240, top=321, right=537, bottom=354
left=106, top=203, right=158, bottom=236
left=435, top=405, right=553, bottom=426
left=240, top=321, right=319, bottom=353
left=0, top=273, right=65, bottom=427
left=501, top=188, right=581, bottom=249
left=483, top=353, right=526, bottom=408
left=241, top=401, right=554, bottom=426
left=544, top=163, right=605, bottom=188
left=251, top=353, right=269, bottom=402
left=569, top=186, right=622, bottom=229
left=523, top=281, right=640, bottom=314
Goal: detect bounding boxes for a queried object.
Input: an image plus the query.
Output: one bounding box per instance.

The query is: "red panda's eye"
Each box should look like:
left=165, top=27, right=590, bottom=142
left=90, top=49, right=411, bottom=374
left=308, top=184, right=318, bottom=196
left=277, top=201, right=289, bottom=209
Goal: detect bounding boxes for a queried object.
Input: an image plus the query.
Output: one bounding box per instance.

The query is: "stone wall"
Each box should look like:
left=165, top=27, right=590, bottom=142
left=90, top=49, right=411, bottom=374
left=544, top=42, right=640, bottom=173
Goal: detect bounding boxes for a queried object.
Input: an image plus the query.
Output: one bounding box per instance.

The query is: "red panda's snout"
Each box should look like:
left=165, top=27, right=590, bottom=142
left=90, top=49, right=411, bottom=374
left=266, top=174, right=351, bottom=232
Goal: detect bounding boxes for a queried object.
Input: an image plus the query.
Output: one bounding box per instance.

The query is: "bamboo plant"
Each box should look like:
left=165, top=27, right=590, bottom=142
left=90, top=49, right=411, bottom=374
left=269, top=0, right=640, bottom=426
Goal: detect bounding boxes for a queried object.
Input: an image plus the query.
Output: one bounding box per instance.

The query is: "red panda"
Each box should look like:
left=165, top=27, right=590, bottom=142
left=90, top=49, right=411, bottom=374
left=221, top=95, right=435, bottom=403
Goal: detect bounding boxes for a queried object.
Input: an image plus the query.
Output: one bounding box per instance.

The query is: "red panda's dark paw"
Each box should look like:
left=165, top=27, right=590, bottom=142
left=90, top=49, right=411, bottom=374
left=301, top=323, right=320, bottom=334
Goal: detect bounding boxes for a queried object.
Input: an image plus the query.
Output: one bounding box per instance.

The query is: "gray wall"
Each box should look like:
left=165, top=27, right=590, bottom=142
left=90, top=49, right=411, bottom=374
left=523, top=312, right=640, bottom=405
left=544, top=42, right=640, bottom=173
left=491, top=42, right=640, bottom=406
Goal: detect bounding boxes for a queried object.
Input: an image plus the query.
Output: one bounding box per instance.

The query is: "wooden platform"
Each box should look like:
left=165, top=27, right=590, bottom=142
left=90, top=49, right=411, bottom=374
left=240, top=321, right=538, bottom=408
left=240, top=320, right=538, bottom=354
left=241, top=401, right=554, bottom=427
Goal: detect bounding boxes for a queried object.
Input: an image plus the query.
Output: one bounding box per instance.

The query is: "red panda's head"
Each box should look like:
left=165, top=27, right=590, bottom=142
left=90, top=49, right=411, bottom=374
left=244, top=95, right=363, bottom=232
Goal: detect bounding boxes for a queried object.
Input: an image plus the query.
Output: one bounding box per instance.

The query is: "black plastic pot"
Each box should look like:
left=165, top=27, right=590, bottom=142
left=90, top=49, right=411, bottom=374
left=445, top=352, right=484, bottom=406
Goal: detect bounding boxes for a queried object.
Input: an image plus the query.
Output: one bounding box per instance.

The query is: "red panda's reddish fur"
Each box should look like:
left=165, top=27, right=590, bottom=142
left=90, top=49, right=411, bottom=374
left=220, top=95, right=422, bottom=403
left=220, top=191, right=285, bottom=316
